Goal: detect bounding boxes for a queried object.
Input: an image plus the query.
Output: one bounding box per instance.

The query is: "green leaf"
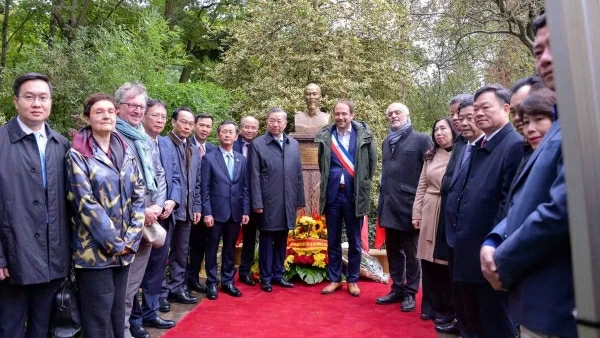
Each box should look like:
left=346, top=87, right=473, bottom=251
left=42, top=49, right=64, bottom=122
left=297, top=266, right=325, bottom=285
left=283, top=265, right=298, bottom=282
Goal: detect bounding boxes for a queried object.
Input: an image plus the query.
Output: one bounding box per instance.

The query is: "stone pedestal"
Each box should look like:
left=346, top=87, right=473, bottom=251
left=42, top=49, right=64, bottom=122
left=290, top=132, right=321, bottom=215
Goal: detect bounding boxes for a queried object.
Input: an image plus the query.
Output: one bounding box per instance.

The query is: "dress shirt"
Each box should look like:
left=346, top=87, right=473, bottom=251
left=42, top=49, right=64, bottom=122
left=484, top=126, right=503, bottom=142
left=219, top=146, right=235, bottom=179
left=336, top=125, right=352, bottom=184
left=17, top=116, right=47, bottom=151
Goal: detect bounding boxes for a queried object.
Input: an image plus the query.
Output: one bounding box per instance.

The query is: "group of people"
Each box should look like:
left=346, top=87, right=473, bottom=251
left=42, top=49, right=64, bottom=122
left=0, top=13, right=576, bottom=338
left=372, top=14, right=574, bottom=338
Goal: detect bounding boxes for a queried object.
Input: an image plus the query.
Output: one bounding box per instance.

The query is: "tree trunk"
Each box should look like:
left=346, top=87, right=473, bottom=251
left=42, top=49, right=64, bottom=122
left=179, top=65, right=192, bottom=83
left=0, top=0, right=12, bottom=86
left=164, top=0, right=176, bottom=30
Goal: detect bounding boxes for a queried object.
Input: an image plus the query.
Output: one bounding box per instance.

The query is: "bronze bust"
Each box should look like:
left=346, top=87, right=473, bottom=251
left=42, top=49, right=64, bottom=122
left=294, top=83, right=330, bottom=133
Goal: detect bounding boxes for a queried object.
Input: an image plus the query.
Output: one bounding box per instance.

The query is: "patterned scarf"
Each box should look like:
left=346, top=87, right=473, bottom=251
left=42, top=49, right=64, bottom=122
left=388, top=121, right=412, bottom=151
left=115, top=117, right=157, bottom=194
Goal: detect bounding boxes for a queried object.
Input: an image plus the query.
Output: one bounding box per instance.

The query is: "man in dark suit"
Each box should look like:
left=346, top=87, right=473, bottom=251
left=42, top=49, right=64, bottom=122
left=185, top=113, right=217, bottom=294
left=202, top=121, right=250, bottom=300
left=130, top=100, right=180, bottom=332
left=376, top=102, right=432, bottom=311
left=234, top=116, right=262, bottom=286
left=481, top=15, right=577, bottom=338
left=159, top=107, right=202, bottom=310
left=445, top=84, right=523, bottom=337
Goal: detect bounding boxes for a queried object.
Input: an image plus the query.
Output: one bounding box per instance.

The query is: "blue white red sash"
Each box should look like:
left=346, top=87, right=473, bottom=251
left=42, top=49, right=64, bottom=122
left=331, top=130, right=355, bottom=177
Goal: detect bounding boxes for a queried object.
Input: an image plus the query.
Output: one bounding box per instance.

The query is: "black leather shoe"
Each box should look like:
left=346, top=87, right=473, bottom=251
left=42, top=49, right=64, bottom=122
left=273, top=279, right=294, bottom=288
left=420, top=313, right=434, bottom=320
left=207, top=285, right=218, bottom=300
left=375, top=291, right=403, bottom=305
left=158, top=297, right=170, bottom=313
left=400, top=294, right=416, bottom=312
left=143, top=316, right=176, bottom=329
left=130, top=324, right=151, bottom=338
left=188, top=280, right=208, bottom=293
left=434, top=317, right=453, bottom=326
left=240, top=274, right=256, bottom=286
left=168, top=291, right=198, bottom=304
left=261, top=281, right=272, bottom=292
left=222, top=284, right=242, bottom=297
left=435, top=321, right=460, bottom=335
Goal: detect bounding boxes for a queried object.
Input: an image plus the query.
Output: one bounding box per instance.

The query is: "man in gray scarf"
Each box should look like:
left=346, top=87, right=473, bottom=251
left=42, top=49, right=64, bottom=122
left=375, top=103, right=432, bottom=312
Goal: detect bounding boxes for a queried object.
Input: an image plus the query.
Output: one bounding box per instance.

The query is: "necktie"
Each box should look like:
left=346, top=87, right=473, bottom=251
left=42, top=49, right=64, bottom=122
left=199, top=143, right=205, bottom=158
left=242, top=142, right=249, bottom=158
left=460, top=145, right=472, bottom=170
left=278, top=138, right=284, bottom=149
left=34, top=132, right=47, bottom=188
left=226, top=153, right=234, bottom=180
left=481, top=138, right=488, bottom=148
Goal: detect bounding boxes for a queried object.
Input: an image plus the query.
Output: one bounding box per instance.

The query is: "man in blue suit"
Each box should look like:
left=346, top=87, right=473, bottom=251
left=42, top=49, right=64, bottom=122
left=481, top=14, right=577, bottom=338
left=185, top=113, right=217, bottom=294
left=445, top=84, right=523, bottom=337
left=202, top=121, right=250, bottom=300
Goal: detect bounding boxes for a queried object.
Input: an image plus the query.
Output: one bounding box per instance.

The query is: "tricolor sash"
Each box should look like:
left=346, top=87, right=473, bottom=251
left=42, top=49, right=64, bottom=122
left=331, top=130, right=355, bottom=177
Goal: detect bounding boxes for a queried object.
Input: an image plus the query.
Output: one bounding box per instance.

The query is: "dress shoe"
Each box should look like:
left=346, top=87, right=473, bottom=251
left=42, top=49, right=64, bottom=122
left=240, top=274, right=256, bottom=286
left=168, top=291, right=198, bottom=304
left=222, top=284, right=242, bottom=297
left=434, top=317, right=453, bottom=326
left=130, top=324, right=151, bottom=338
left=321, top=282, right=342, bottom=294
left=143, top=316, right=176, bottom=329
left=158, top=297, right=170, bottom=313
left=273, top=279, right=294, bottom=288
left=376, top=291, right=403, bottom=305
left=188, top=280, right=208, bottom=293
left=348, top=283, right=360, bottom=297
left=420, top=313, right=434, bottom=321
left=435, top=321, right=460, bottom=335
left=400, top=294, right=416, bottom=312
left=207, top=285, right=218, bottom=300
left=261, top=281, right=272, bottom=292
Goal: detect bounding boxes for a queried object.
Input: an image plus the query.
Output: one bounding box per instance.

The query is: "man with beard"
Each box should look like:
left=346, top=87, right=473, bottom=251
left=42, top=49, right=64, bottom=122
left=294, top=83, right=331, bottom=133
left=235, top=116, right=262, bottom=286
left=376, top=102, right=432, bottom=311
left=509, top=76, right=542, bottom=135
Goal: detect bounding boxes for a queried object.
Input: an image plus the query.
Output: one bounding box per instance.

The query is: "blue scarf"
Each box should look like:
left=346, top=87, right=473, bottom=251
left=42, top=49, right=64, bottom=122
left=388, top=121, right=412, bottom=151
left=115, top=117, right=157, bottom=195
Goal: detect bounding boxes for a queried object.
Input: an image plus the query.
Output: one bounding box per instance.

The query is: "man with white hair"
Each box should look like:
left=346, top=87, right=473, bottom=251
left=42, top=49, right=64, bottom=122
left=376, top=103, right=432, bottom=312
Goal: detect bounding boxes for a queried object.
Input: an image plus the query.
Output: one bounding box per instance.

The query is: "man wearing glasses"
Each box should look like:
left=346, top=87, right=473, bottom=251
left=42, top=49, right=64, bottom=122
left=114, top=83, right=167, bottom=338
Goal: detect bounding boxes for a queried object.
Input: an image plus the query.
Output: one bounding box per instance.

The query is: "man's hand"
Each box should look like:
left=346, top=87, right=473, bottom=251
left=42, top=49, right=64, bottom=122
left=117, top=247, right=131, bottom=256
left=193, top=212, right=202, bottom=224
left=0, top=267, right=10, bottom=281
left=412, top=219, right=421, bottom=229
left=480, top=245, right=505, bottom=291
left=144, top=209, right=158, bottom=225
left=242, top=215, right=249, bottom=225
left=204, top=215, right=215, bottom=228
left=253, top=208, right=264, bottom=214
left=159, top=200, right=176, bottom=219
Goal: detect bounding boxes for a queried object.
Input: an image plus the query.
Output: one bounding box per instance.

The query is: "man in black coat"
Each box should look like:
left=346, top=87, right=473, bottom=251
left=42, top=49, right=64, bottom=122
left=248, top=109, right=305, bottom=292
left=376, top=102, right=432, bottom=312
left=445, top=84, right=523, bottom=337
left=0, top=73, right=71, bottom=337
left=234, top=116, right=262, bottom=286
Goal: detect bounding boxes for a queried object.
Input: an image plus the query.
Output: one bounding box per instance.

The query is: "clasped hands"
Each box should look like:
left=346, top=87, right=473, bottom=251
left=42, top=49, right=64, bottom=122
left=480, top=246, right=507, bottom=291
left=204, top=215, right=249, bottom=228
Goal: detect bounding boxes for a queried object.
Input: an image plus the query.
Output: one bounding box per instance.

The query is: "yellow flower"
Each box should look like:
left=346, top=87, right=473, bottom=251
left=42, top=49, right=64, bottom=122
left=310, top=231, right=320, bottom=239
left=314, top=221, right=324, bottom=233
left=313, top=253, right=327, bottom=268
left=284, top=255, right=295, bottom=270
left=297, top=232, right=307, bottom=239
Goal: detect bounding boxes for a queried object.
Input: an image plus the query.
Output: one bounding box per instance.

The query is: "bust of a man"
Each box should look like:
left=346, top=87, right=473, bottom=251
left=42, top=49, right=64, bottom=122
left=294, top=83, right=330, bottom=133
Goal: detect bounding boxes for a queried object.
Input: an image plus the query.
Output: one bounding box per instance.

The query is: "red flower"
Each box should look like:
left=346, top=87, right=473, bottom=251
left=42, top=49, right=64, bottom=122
left=287, top=248, right=295, bottom=256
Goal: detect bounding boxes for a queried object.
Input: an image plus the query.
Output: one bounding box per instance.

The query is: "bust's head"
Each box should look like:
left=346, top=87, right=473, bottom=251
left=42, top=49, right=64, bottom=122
left=304, top=83, right=322, bottom=116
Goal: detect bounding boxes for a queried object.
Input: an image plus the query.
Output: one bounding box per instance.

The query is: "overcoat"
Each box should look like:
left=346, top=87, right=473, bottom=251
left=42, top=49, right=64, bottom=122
left=248, top=132, right=305, bottom=231
left=0, top=117, right=71, bottom=285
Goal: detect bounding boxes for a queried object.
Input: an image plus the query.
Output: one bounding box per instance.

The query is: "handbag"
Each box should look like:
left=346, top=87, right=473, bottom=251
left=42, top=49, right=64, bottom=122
left=142, top=221, right=167, bottom=248
left=50, top=272, right=81, bottom=338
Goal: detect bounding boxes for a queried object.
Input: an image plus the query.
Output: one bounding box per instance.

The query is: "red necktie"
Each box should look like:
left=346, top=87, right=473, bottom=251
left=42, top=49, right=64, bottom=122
left=481, top=138, right=488, bottom=148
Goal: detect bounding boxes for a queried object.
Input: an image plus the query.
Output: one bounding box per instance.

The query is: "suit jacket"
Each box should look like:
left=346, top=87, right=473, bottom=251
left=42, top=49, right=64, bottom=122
left=158, top=136, right=182, bottom=213
left=233, top=137, right=250, bottom=155
left=190, top=137, right=217, bottom=157
left=488, top=121, right=575, bottom=337
left=447, top=123, right=523, bottom=283
left=165, top=133, right=202, bottom=221
left=377, top=127, right=432, bottom=231
left=201, top=148, right=250, bottom=223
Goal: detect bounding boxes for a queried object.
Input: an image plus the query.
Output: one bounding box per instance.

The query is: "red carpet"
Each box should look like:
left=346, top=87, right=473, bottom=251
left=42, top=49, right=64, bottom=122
left=163, top=280, right=437, bottom=338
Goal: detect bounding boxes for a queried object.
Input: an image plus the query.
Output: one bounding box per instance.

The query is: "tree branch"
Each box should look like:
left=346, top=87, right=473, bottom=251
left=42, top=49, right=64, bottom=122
left=103, top=0, right=124, bottom=24
left=7, top=9, right=34, bottom=45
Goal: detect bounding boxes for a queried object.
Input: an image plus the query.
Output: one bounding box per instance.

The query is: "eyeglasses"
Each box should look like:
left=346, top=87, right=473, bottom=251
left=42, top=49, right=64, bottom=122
left=120, top=102, right=146, bottom=111
left=176, top=119, right=195, bottom=127
left=19, top=95, right=50, bottom=103
left=147, top=113, right=167, bottom=121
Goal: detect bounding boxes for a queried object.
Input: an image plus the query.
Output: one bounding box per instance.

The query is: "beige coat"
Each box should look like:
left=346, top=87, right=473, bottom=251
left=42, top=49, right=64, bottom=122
left=413, top=148, right=451, bottom=264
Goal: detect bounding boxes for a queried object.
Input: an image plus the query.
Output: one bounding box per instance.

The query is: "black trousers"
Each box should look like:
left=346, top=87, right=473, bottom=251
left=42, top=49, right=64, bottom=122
left=385, top=228, right=420, bottom=295
left=238, top=212, right=260, bottom=277
left=421, top=260, right=454, bottom=321
left=162, top=220, right=191, bottom=297
left=258, top=230, right=288, bottom=282
left=186, top=219, right=209, bottom=284
left=205, top=219, right=240, bottom=286
left=76, top=265, right=130, bottom=338
left=0, top=277, right=63, bottom=338
left=449, top=247, right=479, bottom=337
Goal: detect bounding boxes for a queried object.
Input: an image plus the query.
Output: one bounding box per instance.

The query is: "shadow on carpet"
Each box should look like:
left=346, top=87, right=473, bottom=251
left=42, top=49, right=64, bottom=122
left=162, top=280, right=437, bottom=338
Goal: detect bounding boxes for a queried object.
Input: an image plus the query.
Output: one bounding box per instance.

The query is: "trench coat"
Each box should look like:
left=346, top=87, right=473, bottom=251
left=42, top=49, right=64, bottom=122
left=248, top=132, right=305, bottom=231
left=413, top=149, right=451, bottom=264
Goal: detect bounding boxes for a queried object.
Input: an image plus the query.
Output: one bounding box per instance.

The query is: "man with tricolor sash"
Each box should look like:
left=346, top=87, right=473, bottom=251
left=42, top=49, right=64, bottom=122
left=315, top=99, right=377, bottom=297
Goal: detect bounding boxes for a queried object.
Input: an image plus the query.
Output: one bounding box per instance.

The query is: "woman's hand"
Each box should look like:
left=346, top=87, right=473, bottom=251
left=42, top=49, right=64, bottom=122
left=412, top=219, right=421, bottom=230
